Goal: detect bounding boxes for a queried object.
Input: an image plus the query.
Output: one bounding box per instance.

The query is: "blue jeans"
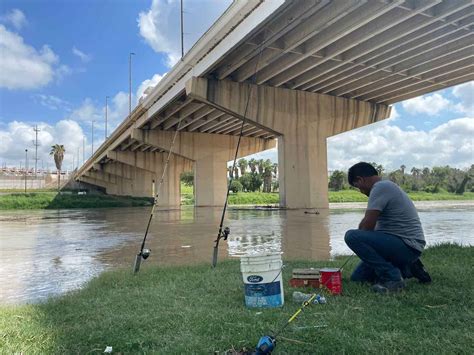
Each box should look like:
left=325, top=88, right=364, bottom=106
left=344, top=229, right=421, bottom=283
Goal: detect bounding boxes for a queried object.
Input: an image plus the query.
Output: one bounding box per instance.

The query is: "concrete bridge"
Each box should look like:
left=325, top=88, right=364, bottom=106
left=75, top=0, right=473, bottom=209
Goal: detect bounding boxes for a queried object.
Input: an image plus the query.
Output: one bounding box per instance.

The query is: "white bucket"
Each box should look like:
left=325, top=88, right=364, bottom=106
left=240, top=253, right=284, bottom=308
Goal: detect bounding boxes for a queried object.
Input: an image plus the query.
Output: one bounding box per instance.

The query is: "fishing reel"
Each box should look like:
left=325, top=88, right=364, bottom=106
left=220, top=226, right=230, bottom=241
left=255, top=335, right=276, bottom=354
left=133, top=248, right=151, bottom=273
left=141, top=248, right=151, bottom=260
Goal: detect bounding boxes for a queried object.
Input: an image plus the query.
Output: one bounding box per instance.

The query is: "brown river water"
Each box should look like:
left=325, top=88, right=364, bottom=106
left=0, top=201, right=473, bottom=304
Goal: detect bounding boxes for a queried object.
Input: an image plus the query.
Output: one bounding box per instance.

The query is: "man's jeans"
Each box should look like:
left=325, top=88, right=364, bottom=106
left=344, top=229, right=421, bottom=283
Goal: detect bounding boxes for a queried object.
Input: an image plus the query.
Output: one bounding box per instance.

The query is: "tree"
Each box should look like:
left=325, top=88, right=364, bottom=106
left=411, top=167, right=421, bottom=178
left=272, top=163, right=278, bottom=178
left=233, top=166, right=240, bottom=179
left=180, top=171, right=194, bottom=186
left=248, top=158, right=258, bottom=173
left=227, top=166, right=233, bottom=179
left=329, top=170, right=345, bottom=191
left=371, top=162, right=385, bottom=176
left=257, top=159, right=265, bottom=175
left=237, top=158, right=248, bottom=177
left=239, top=173, right=253, bottom=192
left=230, top=180, right=243, bottom=193
left=50, top=144, right=65, bottom=191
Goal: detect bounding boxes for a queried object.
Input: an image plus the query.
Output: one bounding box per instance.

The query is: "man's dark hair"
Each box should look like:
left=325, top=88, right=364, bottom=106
left=348, top=162, right=378, bottom=186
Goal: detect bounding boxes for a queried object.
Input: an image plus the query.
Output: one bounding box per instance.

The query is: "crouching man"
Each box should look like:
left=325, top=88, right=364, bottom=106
left=344, top=162, right=431, bottom=294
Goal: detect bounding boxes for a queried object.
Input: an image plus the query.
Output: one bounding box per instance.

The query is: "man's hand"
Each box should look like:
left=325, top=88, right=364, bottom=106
left=358, top=209, right=380, bottom=230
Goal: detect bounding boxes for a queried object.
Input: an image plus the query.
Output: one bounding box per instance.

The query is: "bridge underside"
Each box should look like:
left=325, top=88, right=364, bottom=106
left=76, top=0, right=473, bottom=209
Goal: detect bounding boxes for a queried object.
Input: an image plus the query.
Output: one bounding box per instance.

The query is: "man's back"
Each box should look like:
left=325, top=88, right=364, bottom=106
left=368, top=180, right=425, bottom=252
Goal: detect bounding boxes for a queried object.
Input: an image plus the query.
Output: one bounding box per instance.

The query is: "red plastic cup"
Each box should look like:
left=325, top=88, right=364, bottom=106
left=320, top=268, right=342, bottom=295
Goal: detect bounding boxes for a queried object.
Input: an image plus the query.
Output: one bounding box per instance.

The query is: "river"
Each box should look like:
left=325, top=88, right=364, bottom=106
left=0, top=201, right=472, bottom=304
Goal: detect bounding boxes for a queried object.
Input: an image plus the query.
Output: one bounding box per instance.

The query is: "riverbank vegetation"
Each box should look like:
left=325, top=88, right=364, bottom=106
left=0, top=188, right=472, bottom=210
left=0, top=192, right=152, bottom=209
left=1, top=244, right=472, bottom=354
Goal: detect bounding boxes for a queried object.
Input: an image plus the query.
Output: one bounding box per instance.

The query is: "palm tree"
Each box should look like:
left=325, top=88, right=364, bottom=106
left=248, top=158, right=258, bottom=174
left=50, top=144, right=65, bottom=191
left=238, top=158, right=248, bottom=176
left=272, top=163, right=278, bottom=178
left=257, top=159, right=265, bottom=175
left=411, top=167, right=421, bottom=179
left=400, top=165, right=406, bottom=175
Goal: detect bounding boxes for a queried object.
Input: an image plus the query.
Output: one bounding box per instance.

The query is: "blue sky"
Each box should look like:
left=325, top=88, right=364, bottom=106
left=0, top=0, right=472, bottom=172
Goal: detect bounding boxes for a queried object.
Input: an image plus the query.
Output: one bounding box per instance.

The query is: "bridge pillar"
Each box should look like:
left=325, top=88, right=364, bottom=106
left=131, top=129, right=275, bottom=206
left=187, top=77, right=391, bottom=208
left=105, top=151, right=193, bottom=206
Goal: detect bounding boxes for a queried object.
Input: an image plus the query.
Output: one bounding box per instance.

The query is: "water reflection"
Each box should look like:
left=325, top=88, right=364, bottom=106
left=0, top=203, right=473, bottom=304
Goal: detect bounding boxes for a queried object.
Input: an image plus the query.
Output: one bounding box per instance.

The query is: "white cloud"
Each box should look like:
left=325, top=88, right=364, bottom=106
left=0, top=120, right=88, bottom=170
left=33, top=94, right=71, bottom=111
left=0, top=9, right=27, bottom=30
left=137, top=73, right=164, bottom=100
left=388, top=105, right=399, bottom=121
left=72, top=46, right=91, bottom=63
left=0, top=25, right=66, bottom=90
left=327, top=117, right=474, bottom=171
left=452, top=81, right=473, bottom=115
left=401, top=93, right=450, bottom=116
left=137, top=0, right=232, bottom=67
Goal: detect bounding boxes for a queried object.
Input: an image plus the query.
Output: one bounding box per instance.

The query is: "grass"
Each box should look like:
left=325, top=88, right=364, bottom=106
left=1, top=187, right=473, bottom=209
left=1, top=244, right=472, bottom=354
left=0, top=192, right=153, bottom=209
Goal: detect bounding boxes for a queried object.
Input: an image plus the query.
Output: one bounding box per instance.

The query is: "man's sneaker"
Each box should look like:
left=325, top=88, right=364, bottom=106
left=410, top=259, right=432, bottom=284
left=371, top=280, right=406, bottom=294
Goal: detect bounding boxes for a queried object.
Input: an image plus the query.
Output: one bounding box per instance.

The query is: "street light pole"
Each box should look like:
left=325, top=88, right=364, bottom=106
left=105, top=96, right=109, bottom=139
left=91, top=121, right=95, bottom=156
left=129, top=52, right=135, bottom=117
left=24, top=149, right=28, bottom=193
left=181, top=0, right=184, bottom=60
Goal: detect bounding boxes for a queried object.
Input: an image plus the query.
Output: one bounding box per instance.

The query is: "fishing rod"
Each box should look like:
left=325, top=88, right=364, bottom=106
left=212, top=30, right=268, bottom=268
left=254, top=254, right=355, bottom=354
left=133, top=118, right=185, bottom=273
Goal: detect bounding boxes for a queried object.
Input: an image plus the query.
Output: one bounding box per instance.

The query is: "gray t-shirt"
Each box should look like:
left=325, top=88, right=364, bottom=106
left=368, top=180, right=425, bottom=252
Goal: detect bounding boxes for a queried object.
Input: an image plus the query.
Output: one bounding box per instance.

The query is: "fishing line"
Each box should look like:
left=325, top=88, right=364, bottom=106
left=133, top=116, right=185, bottom=273
left=212, top=28, right=270, bottom=268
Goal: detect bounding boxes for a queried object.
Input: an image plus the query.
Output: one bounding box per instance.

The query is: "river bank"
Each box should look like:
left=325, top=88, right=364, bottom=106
left=1, top=189, right=473, bottom=209
left=1, top=244, right=472, bottom=354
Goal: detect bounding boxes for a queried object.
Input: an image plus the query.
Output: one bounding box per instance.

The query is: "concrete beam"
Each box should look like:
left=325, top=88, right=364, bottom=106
left=131, top=129, right=275, bottom=161
left=187, top=77, right=391, bottom=209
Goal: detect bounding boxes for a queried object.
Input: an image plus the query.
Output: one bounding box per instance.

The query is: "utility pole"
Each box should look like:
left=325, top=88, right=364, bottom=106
left=180, top=0, right=184, bottom=60
left=33, top=125, right=40, bottom=178
left=105, top=96, right=109, bottom=139
left=129, top=52, right=135, bottom=117
left=24, top=149, right=28, bottom=193
left=91, top=121, right=95, bottom=156
left=83, top=136, right=85, bottom=163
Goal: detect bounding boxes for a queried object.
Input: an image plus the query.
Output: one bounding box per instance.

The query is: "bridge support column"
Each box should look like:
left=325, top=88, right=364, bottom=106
left=131, top=129, right=275, bottom=206
left=187, top=77, right=391, bottom=208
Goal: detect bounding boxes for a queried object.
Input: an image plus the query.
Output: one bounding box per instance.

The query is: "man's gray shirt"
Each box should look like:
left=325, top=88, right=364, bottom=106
left=368, top=180, right=426, bottom=252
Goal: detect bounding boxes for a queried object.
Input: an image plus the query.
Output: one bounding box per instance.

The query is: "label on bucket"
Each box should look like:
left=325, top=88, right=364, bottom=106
left=247, top=275, right=263, bottom=283
left=244, top=281, right=282, bottom=307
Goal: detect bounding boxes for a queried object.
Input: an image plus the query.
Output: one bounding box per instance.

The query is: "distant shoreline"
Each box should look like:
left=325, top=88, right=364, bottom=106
left=330, top=200, right=474, bottom=209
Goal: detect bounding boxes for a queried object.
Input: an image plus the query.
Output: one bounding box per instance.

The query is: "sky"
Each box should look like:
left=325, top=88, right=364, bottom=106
left=0, top=0, right=472, bottom=173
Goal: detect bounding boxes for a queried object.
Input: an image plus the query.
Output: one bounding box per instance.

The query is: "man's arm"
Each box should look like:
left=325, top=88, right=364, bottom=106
left=358, top=209, right=380, bottom=230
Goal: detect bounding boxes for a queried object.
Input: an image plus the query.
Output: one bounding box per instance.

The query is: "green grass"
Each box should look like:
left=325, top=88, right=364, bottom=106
left=1, top=187, right=473, bottom=209
left=0, top=192, right=153, bottom=209
left=1, top=244, right=472, bottom=354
